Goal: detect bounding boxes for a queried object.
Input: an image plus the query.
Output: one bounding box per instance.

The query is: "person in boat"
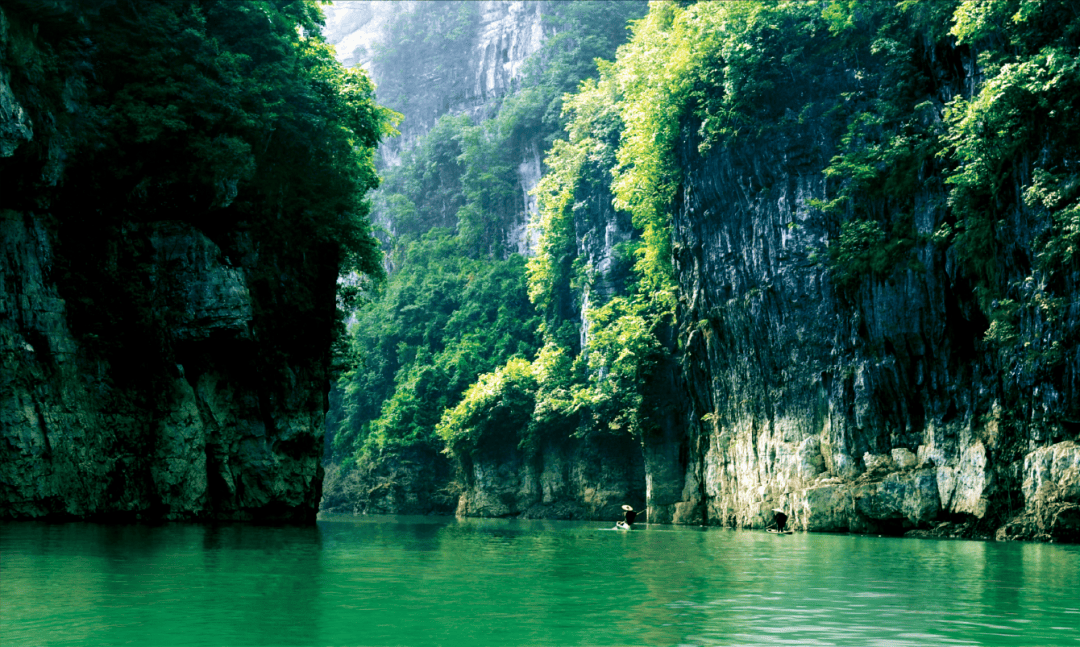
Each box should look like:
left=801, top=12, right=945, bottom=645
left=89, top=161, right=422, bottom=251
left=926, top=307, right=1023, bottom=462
left=772, top=508, right=788, bottom=532
left=617, top=504, right=643, bottom=529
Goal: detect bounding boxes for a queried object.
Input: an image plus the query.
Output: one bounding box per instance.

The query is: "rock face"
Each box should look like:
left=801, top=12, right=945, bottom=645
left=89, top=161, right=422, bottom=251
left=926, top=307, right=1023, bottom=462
left=325, top=1, right=546, bottom=146
left=318, top=4, right=1079, bottom=541
left=656, top=48, right=1080, bottom=541
left=0, top=213, right=326, bottom=521
left=454, top=435, right=645, bottom=520
left=0, top=3, right=328, bottom=522
left=324, top=1, right=548, bottom=253
left=320, top=448, right=456, bottom=516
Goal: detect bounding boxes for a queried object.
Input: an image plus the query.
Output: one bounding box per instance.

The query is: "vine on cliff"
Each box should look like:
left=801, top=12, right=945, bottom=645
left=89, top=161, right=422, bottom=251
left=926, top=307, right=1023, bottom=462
left=943, top=3, right=1080, bottom=273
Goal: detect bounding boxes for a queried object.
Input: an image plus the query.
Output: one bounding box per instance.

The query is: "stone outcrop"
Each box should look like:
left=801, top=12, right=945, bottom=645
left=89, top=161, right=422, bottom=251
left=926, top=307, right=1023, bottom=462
left=320, top=448, right=456, bottom=516
left=996, top=442, right=1080, bottom=542
left=147, top=222, right=254, bottom=341
left=0, top=214, right=326, bottom=521
left=0, top=2, right=329, bottom=522
left=454, top=434, right=645, bottom=521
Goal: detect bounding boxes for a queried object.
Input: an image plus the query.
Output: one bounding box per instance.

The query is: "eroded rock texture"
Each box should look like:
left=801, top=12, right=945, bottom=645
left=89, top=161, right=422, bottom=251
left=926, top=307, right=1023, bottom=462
left=453, top=434, right=645, bottom=520
left=0, top=213, right=326, bottom=521
left=658, top=53, right=1080, bottom=541
left=320, top=4, right=1078, bottom=541
left=325, top=1, right=546, bottom=147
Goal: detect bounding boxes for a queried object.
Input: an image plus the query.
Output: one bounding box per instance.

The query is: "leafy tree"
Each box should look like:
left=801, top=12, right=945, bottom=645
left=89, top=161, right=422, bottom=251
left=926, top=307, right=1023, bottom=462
left=436, top=358, right=538, bottom=456
left=37, top=0, right=394, bottom=384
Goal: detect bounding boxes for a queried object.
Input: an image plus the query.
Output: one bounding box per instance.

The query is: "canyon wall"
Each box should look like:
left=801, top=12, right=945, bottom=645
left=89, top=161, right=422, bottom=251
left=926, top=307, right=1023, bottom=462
left=655, top=49, right=1080, bottom=542
left=324, top=1, right=550, bottom=253
left=1, top=216, right=326, bottom=521
left=0, top=1, right=354, bottom=521
left=326, top=1, right=547, bottom=147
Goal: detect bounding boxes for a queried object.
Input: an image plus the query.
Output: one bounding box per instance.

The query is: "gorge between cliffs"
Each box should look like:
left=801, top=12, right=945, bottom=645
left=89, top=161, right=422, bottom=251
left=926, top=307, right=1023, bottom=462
left=2, top=0, right=1080, bottom=546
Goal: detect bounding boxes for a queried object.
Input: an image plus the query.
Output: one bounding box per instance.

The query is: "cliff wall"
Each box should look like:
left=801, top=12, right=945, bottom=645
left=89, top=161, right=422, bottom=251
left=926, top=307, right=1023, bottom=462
left=660, top=49, right=1080, bottom=542
left=0, top=1, right=371, bottom=522
left=326, top=1, right=547, bottom=149
left=325, top=1, right=549, bottom=254
left=1, top=215, right=326, bottom=520
left=454, top=434, right=644, bottom=520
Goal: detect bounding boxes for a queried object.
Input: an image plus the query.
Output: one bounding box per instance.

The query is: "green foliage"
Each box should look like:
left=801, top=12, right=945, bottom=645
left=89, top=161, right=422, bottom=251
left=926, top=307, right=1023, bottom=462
left=455, top=120, right=522, bottom=257
left=527, top=342, right=584, bottom=443
left=62, top=0, right=395, bottom=270
left=442, top=292, right=664, bottom=459
left=436, top=358, right=538, bottom=456
left=520, top=1, right=649, bottom=145
left=800, top=2, right=951, bottom=288
left=602, top=1, right=951, bottom=292
left=437, top=295, right=666, bottom=455
left=413, top=0, right=1080, bottom=467
left=370, top=2, right=480, bottom=117
left=687, top=1, right=827, bottom=149
left=332, top=231, right=540, bottom=460
left=14, top=0, right=395, bottom=383
left=937, top=0, right=1080, bottom=362
left=528, top=74, right=625, bottom=339
left=829, top=215, right=920, bottom=291
left=576, top=297, right=663, bottom=435
left=377, top=114, right=472, bottom=239
left=943, top=36, right=1080, bottom=285
left=330, top=2, right=646, bottom=464
left=528, top=136, right=586, bottom=316
left=606, top=4, right=693, bottom=304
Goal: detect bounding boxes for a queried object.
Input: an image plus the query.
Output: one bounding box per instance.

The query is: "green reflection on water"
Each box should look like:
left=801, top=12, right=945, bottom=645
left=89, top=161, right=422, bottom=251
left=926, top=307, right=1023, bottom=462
left=2, top=516, right=1078, bottom=646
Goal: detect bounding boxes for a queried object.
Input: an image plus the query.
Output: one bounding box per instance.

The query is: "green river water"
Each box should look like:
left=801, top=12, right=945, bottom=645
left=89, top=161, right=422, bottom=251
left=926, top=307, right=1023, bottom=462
left=2, top=515, right=1078, bottom=646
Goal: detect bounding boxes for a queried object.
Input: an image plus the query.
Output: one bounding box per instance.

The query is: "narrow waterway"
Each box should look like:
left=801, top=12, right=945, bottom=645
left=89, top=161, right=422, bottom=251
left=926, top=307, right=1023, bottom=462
left=2, top=515, right=1077, bottom=646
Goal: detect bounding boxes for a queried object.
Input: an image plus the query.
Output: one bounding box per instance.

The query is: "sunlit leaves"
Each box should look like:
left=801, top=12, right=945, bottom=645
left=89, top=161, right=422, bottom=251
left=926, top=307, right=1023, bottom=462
left=942, top=1, right=1080, bottom=294
left=435, top=358, right=538, bottom=455
left=331, top=231, right=540, bottom=460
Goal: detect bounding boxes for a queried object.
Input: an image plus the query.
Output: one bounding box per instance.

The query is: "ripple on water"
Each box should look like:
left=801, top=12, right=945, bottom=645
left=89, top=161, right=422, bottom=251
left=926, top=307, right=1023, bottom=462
left=2, top=518, right=1079, bottom=646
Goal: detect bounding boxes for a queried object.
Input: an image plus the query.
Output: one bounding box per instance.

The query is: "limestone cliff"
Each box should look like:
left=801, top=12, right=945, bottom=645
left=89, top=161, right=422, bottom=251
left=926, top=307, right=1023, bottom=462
left=324, top=1, right=549, bottom=253
left=453, top=435, right=644, bottom=521
left=1, top=215, right=325, bottom=521
left=325, top=1, right=547, bottom=149
left=655, top=46, right=1080, bottom=542
left=319, top=2, right=1078, bottom=542
left=0, top=1, right=358, bottom=522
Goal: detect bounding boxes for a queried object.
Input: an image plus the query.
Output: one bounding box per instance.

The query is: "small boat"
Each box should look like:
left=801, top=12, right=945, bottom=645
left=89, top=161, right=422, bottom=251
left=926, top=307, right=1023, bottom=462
left=769, top=508, right=790, bottom=534
left=615, top=521, right=632, bottom=530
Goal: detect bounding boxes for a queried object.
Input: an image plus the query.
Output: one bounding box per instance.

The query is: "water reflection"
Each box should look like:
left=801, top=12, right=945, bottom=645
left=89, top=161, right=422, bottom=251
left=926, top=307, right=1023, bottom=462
left=3, top=517, right=1078, bottom=647
left=2, top=522, right=325, bottom=646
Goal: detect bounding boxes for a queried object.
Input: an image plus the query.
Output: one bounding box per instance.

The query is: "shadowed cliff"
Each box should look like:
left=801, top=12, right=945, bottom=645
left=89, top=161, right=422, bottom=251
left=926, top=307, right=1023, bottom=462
left=0, top=0, right=392, bottom=521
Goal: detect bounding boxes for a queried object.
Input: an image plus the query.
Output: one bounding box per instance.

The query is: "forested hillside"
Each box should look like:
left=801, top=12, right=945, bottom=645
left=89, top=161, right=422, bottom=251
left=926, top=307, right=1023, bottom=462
left=327, top=0, right=1079, bottom=542
left=322, top=1, right=648, bottom=515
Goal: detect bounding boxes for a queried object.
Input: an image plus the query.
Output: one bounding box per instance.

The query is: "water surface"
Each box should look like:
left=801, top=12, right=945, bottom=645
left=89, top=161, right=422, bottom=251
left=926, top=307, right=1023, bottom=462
left=2, top=515, right=1077, bottom=646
